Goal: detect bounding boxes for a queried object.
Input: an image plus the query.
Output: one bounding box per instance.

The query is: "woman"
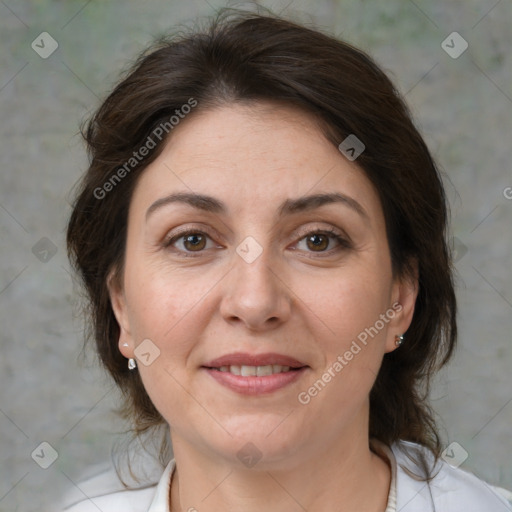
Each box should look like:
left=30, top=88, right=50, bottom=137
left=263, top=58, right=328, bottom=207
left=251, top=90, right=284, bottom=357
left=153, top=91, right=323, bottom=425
left=63, top=8, right=512, bottom=512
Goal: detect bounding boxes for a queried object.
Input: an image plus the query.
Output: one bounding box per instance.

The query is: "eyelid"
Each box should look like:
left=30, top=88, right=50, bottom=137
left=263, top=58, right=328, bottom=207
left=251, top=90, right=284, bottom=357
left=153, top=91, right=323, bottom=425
left=163, top=223, right=220, bottom=242
left=292, top=224, right=351, bottom=244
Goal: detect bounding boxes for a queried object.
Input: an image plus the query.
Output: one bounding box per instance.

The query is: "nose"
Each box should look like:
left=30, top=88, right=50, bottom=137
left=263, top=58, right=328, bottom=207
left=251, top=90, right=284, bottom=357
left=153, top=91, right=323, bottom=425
left=219, top=244, right=292, bottom=331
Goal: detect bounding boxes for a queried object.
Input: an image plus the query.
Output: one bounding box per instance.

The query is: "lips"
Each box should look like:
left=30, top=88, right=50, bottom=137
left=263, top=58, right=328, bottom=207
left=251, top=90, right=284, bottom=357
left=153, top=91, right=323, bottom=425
left=216, top=364, right=294, bottom=376
left=202, top=352, right=308, bottom=395
left=203, top=352, right=307, bottom=369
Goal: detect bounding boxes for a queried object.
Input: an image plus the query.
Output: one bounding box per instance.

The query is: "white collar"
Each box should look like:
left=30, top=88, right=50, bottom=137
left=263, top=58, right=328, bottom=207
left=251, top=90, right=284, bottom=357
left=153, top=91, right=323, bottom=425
left=147, top=458, right=175, bottom=512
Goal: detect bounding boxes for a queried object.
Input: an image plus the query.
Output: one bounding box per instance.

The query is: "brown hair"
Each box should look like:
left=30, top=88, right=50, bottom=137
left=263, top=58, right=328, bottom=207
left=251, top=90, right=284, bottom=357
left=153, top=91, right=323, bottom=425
left=66, top=7, right=456, bottom=474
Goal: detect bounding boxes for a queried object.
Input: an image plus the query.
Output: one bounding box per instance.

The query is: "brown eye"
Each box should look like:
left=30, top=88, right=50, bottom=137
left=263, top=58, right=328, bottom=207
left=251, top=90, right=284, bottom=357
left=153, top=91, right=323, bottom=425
left=295, top=229, right=351, bottom=255
left=182, top=233, right=207, bottom=251
left=306, top=233, right=329, bottom=251
left=164, top=230, right=214, bottom=255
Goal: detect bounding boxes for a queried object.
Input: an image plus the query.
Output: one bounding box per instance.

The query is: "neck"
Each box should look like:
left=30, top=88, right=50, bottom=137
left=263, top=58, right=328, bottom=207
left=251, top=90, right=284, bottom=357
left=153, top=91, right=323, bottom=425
left=168, top=420, right=391, bottom=512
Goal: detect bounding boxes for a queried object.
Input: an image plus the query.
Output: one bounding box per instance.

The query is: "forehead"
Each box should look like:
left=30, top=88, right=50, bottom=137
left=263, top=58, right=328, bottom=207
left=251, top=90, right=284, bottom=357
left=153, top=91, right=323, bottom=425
left=129, top=102, right=381, bottom=222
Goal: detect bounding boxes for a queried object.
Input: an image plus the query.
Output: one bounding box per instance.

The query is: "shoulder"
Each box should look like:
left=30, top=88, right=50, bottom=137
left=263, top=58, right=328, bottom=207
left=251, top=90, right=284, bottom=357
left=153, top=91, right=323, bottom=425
left=58, top=461, right=160, bottom=512
left=391, top=440, right=512, bottom=511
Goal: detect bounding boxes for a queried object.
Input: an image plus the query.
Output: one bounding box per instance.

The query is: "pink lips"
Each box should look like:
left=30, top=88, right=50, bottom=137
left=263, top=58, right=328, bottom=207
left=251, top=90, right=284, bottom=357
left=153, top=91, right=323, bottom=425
left=203, top=352, right=306, bottom=369
left=202, top=352, right=308, bottom=395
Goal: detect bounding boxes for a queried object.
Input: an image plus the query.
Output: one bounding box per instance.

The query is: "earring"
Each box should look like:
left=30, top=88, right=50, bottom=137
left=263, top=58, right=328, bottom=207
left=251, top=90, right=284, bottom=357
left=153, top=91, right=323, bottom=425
left=395, top=334, right=404, bottom=347
left=128, top=358, right=137, bottom=370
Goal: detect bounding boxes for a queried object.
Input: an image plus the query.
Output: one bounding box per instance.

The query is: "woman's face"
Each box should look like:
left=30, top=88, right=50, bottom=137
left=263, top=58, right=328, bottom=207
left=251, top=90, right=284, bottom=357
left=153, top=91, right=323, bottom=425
left=110, top=102, right=417, bottom=469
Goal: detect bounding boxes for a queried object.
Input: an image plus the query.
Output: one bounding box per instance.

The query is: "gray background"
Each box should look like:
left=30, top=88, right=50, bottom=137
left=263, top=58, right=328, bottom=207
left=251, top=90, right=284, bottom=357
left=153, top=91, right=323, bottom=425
left=0, top=1, right=511, bottom=510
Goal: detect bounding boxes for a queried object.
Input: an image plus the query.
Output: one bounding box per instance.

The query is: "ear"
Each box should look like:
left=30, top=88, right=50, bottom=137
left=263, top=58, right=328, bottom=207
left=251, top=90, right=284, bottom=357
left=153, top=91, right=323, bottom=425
left=106, top=269, right=135, bottom=359
left=384, top=259, right=419, bottom=353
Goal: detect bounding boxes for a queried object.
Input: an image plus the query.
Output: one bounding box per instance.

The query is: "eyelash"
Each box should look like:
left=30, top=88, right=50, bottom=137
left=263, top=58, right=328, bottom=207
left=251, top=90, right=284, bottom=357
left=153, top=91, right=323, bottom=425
left=162, top=227, right=351, bottom=258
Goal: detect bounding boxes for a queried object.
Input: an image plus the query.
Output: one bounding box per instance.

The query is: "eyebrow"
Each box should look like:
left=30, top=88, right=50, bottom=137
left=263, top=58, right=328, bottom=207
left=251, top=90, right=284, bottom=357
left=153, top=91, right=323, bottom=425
left=145, top=191, right=368, bottom=221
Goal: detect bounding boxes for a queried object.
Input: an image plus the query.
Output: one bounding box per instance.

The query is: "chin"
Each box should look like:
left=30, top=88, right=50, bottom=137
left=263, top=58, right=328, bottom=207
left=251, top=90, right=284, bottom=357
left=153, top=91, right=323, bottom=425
left=206, top=415, right=306, bottom=469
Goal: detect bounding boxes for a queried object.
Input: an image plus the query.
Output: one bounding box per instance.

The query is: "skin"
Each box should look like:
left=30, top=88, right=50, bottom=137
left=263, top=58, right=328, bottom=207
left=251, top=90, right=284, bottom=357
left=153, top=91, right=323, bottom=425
left=109, top=102, right=418, bottom=511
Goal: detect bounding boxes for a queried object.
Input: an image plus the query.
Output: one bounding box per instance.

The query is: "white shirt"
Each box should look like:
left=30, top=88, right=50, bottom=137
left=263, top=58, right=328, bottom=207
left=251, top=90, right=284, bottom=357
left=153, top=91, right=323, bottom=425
left=60, top=439, right=512, bottom=511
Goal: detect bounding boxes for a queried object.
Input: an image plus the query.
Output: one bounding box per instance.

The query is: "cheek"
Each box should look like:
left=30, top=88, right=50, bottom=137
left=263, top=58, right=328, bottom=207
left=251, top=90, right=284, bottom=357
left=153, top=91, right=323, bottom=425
left=124, top=268, right=207, bottom=422
left=123, top=259, right=221, bottom=379
left=294, top=263, right=392, bottom=347
left=290, top=261, right=393, bottom=406
left=124, top=260, right=198, bottom=338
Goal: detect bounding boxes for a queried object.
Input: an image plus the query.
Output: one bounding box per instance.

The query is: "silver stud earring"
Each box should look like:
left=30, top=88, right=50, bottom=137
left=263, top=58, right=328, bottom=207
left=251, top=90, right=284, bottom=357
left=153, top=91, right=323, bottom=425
left=395, top=334, right=404, bottom=347
left=128, top=358, right=137, bottom=370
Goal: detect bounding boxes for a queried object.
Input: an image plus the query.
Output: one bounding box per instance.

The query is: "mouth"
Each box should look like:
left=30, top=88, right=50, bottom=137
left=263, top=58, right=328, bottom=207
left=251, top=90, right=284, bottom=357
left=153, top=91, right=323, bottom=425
left=202, top=352, right=309, bottom=395
left=208, top=364, right=302, bottom=376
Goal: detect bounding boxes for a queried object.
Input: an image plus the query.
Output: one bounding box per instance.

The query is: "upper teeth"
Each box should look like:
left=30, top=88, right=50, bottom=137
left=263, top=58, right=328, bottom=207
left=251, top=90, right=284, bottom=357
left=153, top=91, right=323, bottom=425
left=217, top=365, right=291, bottom=376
